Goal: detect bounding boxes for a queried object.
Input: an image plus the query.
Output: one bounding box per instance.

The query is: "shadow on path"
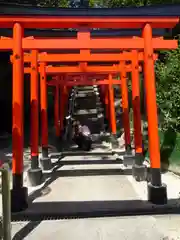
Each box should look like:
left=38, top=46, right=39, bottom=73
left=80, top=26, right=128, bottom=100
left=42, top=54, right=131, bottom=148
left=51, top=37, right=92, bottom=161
left=12, top=198, right=180, bottom=222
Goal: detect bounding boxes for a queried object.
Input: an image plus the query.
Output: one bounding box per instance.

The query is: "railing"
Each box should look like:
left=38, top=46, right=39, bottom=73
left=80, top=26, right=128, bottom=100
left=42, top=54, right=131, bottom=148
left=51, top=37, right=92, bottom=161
left=0, top=163, right=11, bottom=240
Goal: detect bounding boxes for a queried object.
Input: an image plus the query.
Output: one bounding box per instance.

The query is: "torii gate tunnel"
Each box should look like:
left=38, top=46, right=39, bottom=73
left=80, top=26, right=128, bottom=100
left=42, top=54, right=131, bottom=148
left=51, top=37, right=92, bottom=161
left=23, top=51, right=156, bottom=161
left=0, top=4, right=179, bottom=213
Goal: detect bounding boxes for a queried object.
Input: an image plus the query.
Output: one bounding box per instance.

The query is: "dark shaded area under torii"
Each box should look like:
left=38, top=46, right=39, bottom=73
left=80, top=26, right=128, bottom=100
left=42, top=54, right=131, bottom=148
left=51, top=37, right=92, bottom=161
left=0, top=52, right=54, bottom=135
left=0, top=29, right=171, bottom=38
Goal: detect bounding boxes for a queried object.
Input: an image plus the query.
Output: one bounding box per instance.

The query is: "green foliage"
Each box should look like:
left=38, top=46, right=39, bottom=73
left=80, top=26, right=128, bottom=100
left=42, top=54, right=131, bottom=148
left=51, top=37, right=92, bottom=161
left=155, top=37, right=180, bottom=132
left=104, top=0, right=180, bottom=133
left=103, top=0, right=180, bottom=7
left=58, top=0, right=69, bottom=7
left=37, top=0, right=180, bottom=8
left=106, top=0, right=145, bottom=7
left=38, top=0, right=69, bottom=7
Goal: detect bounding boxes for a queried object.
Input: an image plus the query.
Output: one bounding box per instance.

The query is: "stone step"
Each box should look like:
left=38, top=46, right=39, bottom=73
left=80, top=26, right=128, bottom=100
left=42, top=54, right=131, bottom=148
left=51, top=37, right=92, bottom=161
left=75, top=101, right=102, bottom=110
left=75, top=96, right=101, bottom=103
left=74, top=114, right=104, bottom=124
left=76, top=87, right=94, bottom=91
left=75, top=98, right=100, bottom=104
left=75, top=106, right=103, bottom=112
left=76, top=92, right=99, bottom=98
left=74, top=108, right=104, bottom=116
left=77, top=89, right=95, bottom=94
left=73, top=85, right=104, bottom=134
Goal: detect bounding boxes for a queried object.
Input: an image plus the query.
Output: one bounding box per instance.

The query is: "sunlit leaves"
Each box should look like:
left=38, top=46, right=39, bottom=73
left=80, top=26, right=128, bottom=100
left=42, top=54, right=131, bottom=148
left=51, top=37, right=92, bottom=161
left=155, top=37, right=180, bottom=131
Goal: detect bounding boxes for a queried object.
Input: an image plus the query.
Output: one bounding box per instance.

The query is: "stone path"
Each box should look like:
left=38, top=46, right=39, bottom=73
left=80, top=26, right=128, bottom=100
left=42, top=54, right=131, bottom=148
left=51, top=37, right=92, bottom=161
left=9, top=146, right=180, bottom=240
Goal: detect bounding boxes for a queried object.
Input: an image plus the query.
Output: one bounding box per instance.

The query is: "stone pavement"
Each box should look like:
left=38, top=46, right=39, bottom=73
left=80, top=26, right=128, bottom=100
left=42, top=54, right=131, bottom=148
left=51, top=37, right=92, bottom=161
left=1, top=87, right=180, bottom=239
left=8, top=145, right=180, bottom=240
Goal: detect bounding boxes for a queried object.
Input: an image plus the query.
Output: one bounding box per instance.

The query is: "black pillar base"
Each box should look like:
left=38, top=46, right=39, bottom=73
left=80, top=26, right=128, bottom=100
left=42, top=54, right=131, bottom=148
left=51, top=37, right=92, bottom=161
left=104, top=118, right=109, bottom=131
left=40, top=157, right=52, bottom=171
left=146, top=167, right=152, bottom=182
left=110, top=134, right=119, bottom=148
left=135, top=152, right=144, bottom=166
left=147, top=182, right=167, bottom=205
left=42, top=146, right=49, bottom=159
left=27, top=168, right=43, bottom=187
left=110, top=133, right=116, bottom=141
left=123, top=155, right=134, bottom=166
left=11, top=187, right=28, bottom=212
left=132, top=164, right=147, bottom=182
left=125, top=145, right=132, bottom=155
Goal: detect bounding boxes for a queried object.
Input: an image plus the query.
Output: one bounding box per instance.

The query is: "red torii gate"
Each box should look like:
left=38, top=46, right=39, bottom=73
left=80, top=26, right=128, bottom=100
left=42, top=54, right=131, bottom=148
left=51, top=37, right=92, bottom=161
left=23, top=51, right=157, bottom=62
left=24, top=56, right=143, bottom=172
left=23, top=50, right=157, bottom=171
left=25, top=62, right=133, bottom=154
left=24, top=63, right=138, bottom=74
left=0, top=14, right=178, bottom=212
left=24, top=50, right=157, bottom=165
left=0, top=35, right=177, bottom=50
left=23, top=50, right=142, bottom=160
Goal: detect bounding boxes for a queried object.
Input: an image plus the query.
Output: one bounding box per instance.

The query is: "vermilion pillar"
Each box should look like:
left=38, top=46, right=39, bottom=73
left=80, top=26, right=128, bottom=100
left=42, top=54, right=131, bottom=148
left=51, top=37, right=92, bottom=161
left=60, top=77, right=67, bottom=128
left=39, top=62, right=52, bottom=171
left=11, top=23, right=28, bottom=212
left=54, top=82, right=60, bottom=137
left=99, top=85, right=108, bottom=131
left=64, top=86, right=69, bottom=118
left=66, top=85, right=76, bottom=141
left=108, top=74, right=117, bottom=137
left=62, top=85, right=70, bottom=140
left=131, top=50, right=143, bottom=160
left=131, top=50, right=146, bottom=182
left=120, top=62, right=131, bottom=152
left=105, top=85, right=109, bottom=123
left=30, top=50, right=39, bottom=168
left=40, top=62, right=48, bottom=155
left=143, top=23, right=167, bottom=204
left=27, top=50, right=43, bottom=186
left=59, top=84, right=65, bottom=136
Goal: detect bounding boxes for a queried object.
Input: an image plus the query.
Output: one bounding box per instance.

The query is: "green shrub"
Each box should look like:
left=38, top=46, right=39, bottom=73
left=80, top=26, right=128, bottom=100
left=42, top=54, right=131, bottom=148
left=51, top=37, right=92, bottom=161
left=155, top=37, right=180, bottom=132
